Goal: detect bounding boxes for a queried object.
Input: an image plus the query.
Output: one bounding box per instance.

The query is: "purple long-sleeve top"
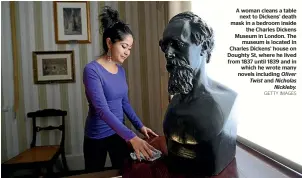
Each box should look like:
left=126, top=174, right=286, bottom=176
left=83, top=60, right=143, bottom=141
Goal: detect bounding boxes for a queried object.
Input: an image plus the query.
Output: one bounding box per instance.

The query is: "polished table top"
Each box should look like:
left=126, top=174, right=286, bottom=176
left=66, top=136, right=239, bottom=178
left=122, top=136, right=239, bottom=178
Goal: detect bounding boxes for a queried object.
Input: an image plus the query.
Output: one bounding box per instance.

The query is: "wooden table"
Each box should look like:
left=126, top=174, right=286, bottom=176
left=66, top=136, right=239, bottom=178
left=122, top=136, right=239, bottom=178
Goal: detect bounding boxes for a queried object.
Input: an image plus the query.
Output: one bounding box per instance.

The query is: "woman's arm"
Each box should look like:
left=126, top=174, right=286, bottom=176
left=83, top=65, right=136, bottom=141
left=122, top=94, right=144, bottom=131
left=119, top=66, right=144, bottom=131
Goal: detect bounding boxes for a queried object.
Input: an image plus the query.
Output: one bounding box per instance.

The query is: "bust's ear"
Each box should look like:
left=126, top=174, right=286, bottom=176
left=200, top=40, right=211, bottom=63
left=200, top=48, right=206, bottom=56
left=206, top=53, right=211, bottom=63
left=202, top=40, right=209, bottom=50
left=200, top=49, right=211, bottom=63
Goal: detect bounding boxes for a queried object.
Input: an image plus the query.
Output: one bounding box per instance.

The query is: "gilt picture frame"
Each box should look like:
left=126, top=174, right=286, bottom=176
left=53, top=1, right=91, bottom=43
left=33, top=51, right=75, bottom=84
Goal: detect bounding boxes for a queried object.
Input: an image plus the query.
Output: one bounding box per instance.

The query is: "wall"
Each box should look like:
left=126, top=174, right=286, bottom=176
left=1, top=1, right=169, bottom=168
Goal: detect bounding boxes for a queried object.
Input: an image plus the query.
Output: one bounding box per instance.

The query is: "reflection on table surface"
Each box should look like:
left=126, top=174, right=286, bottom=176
left=65, top=136, right=240, bottom=178
left=122, top=136, right=240, bottom=178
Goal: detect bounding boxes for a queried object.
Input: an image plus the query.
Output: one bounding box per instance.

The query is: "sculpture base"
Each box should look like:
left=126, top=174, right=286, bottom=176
left=165, top=146, right=236, bottom=176
left=165, top=116, right=237, bottom=176
left=165, top=140, right=216, bottom=176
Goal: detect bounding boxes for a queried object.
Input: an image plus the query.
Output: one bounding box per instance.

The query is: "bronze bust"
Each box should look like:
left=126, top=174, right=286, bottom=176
left=159, top=11, right=238, bottom=176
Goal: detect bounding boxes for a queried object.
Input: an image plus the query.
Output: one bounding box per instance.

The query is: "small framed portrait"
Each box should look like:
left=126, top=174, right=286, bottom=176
left=53, top=1, right=91, bottom=43
left=32, top=51, right=75, bottom=84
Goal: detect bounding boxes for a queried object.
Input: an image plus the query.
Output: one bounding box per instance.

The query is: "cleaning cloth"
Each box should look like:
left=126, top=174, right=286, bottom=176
left=130, top=149, right=162, bottom=161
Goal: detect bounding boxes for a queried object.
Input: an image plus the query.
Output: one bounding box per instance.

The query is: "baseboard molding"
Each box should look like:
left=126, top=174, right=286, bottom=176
left=65, top=153, right=112, bottom=171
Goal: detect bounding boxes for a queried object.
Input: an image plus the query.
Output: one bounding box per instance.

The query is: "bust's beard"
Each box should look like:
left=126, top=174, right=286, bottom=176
left=168, top=67, right=194, bottom=95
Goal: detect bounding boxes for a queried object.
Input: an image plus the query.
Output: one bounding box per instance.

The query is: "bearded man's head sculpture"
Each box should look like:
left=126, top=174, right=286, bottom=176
left=159, top=11, right=238, bottom=176
left=159, top=11, right=214, bottom=95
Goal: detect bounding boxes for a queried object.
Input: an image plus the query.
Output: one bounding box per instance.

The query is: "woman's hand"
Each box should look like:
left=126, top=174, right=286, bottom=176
left=129, top=136, right=156, bottom=161
left=140, top=126, right=158, bottom=139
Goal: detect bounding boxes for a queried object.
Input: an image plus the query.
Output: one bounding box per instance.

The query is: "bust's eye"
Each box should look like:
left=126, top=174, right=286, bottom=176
left=177, top=41, right=185, bottom=48
left=122, top=45, right=127, bottom=49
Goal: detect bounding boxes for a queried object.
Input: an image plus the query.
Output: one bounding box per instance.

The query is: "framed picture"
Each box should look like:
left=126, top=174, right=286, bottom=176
left=32, top=51, right=75, bottom=84
left=53, top=1, right=91, bottom=43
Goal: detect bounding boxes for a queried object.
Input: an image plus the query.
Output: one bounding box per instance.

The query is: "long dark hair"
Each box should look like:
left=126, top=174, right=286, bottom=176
left=99, top=6, right=133, bottom=54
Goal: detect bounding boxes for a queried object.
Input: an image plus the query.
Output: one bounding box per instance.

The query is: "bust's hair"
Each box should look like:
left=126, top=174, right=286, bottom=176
left=99, top=6, right=133, bottom=54
left=169, top=12, right=214, bottom=63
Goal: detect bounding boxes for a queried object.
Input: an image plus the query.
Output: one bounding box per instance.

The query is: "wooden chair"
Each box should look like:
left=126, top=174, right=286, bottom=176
left=2, top=109, right=69, bottom=177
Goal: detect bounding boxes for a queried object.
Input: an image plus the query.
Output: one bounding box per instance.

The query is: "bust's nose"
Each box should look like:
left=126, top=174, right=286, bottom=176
left=165, top=52, right=175, bottom=59
left=165, top=45, right=175, bottom=58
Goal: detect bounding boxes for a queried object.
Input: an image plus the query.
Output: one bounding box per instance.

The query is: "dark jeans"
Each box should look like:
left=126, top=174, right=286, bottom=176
left=83, top=134, right=130, bottom=172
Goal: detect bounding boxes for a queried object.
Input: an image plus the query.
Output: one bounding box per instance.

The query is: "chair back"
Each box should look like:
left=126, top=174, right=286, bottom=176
left=27, top=109, right=67, bottom=148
